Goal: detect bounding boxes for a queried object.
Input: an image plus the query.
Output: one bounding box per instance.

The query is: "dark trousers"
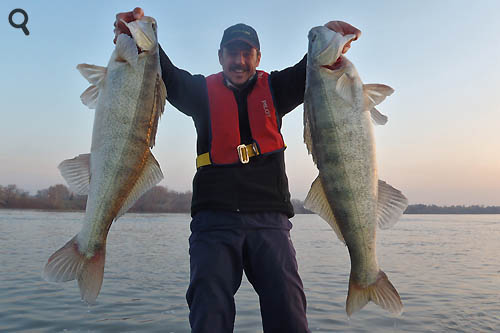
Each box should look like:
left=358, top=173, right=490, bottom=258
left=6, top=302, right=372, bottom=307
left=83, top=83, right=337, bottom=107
left=187, top=211, right=309, bottom=333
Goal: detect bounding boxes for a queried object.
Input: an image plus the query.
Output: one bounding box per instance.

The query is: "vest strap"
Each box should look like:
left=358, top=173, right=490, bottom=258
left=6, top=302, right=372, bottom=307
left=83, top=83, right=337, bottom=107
left=196, top=143, right=259, bottom=168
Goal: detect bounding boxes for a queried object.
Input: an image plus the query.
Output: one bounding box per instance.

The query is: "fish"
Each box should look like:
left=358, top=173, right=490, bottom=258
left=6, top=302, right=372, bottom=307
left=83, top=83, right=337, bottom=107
left=303, top=26, right=408, bottom=316
left=42, top=16, right=167, bottom=304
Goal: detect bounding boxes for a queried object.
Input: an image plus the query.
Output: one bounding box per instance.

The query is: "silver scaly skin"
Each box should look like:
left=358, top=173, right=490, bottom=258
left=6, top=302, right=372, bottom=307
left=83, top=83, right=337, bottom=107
left=304, top=26, right=407, bottom=316
left=42, top=17, right=166, bottom=304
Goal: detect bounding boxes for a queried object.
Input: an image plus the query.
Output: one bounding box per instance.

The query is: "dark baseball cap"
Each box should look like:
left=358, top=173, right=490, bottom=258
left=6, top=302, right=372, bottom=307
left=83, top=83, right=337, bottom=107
left=220, top=23, right=260, bottom=51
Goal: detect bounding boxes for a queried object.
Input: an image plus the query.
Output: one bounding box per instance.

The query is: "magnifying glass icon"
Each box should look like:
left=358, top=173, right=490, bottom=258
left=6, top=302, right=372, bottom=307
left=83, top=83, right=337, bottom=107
left=9, top=8, right=29, bottom=35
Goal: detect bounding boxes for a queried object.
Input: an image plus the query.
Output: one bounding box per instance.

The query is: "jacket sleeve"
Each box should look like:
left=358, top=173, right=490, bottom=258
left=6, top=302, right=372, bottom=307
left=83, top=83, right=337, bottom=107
left=159, top=45, right=207, bottom=118
left=269, top=54, right=307, bottom=117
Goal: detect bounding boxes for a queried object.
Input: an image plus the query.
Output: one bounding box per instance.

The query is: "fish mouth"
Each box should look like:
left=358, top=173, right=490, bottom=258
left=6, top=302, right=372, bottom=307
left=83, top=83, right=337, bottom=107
left=121, top=17, right=157, bottom=52
left=311, top=27, right=356, bottom=71
left=321, top=56, right=343, bottom=71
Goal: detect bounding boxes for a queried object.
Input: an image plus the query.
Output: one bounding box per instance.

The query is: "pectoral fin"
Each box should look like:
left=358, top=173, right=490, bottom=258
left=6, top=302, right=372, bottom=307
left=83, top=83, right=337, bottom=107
left=377, top=180, right=408, bottom=229
left=115, top=150, right=164, bottom=219
left=336, top=73, right=354, bottom=105
left=76, top=64, right=107, bottom=109
left=58, top=154, right=91, bottom=195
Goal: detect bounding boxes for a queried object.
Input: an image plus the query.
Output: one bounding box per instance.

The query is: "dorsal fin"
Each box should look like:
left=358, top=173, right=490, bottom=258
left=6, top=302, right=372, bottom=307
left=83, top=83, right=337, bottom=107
left=149, top=73, right=167, bottom=147
left=377, top=180, right=408, bottom=229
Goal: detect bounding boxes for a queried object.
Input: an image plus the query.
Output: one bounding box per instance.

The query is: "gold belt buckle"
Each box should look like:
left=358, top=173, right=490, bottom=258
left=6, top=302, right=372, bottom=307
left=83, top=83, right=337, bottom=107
left=237, top=144, right=250, bottom=164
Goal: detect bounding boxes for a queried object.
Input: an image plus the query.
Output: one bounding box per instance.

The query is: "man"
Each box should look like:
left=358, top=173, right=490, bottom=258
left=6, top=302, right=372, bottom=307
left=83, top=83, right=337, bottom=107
left=115, top=8, right=360, bottom=332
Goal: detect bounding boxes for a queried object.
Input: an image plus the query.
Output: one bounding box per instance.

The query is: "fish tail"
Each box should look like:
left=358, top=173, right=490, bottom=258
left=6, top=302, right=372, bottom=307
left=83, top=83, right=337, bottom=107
left=346, top=270, right=403, bottom=317
left=43, top=235, right=106, bottom=304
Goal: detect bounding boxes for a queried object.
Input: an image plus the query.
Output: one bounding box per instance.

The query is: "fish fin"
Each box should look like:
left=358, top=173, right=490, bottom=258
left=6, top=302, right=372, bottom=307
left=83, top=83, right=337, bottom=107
left=370, top=107, right=388, bottom=125
left=77, top=64, right=107, bottom=86
left=363, top=84, right=394, bottom=109
left=336, top=73, right=354, bottom=105
left=121, top=19, right=156, bottom=51
left=42, top=235, right=84, bottom=282
left=80, top=85, right=99, bottom=109
left=58, top=154, right=91, bottom=195
left=76, top=64, right=107, bottom=109
left=149, top=73, right=167, bottom=148
left=304, top=176, right=345, bottom=243
left=377, top=180, right=408, bottom=229
left=78, top=245, right=106, bottom=305
left=42, top=235, right=106, bottom=305
left=115, top=151, right=164, bottom=219
left=303, top=104, right=315, bottom=162
left=346, top=270, right=403, bottom=317
left=115, top=33, right=138, bottom=66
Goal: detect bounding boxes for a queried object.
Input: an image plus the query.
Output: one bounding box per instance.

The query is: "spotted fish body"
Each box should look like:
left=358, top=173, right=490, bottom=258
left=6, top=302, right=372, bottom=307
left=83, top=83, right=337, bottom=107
left=304, top=26, right=408, bottom=316
left=42, top=17, right=166, bottom=304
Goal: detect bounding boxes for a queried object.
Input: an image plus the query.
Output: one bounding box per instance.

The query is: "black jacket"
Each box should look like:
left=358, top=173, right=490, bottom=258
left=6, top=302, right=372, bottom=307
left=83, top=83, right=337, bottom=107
left=159, top=47, right=307, bottom=218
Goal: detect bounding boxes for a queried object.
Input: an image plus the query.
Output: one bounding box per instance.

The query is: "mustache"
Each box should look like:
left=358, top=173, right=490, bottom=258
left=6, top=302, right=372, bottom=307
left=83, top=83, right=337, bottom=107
left=230, top=65, right=249, bottom=71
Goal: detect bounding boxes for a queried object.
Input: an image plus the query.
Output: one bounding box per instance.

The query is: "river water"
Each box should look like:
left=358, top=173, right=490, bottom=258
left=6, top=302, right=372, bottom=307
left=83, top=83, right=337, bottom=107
left=0, top=210, right=499, bottom=332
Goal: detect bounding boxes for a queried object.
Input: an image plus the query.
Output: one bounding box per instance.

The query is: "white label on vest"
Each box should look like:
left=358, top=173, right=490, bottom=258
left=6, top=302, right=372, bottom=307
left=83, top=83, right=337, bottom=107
left=261, top=99, right=271, bottom=117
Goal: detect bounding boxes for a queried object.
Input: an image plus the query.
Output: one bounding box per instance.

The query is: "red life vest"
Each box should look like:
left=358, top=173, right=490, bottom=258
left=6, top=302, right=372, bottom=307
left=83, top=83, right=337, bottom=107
left=204, top=71, right=285, bottom=165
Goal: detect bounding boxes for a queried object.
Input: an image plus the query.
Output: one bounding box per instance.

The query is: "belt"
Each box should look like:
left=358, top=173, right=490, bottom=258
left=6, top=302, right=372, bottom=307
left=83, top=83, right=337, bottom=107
left=196, top=143, right=259, bottom=168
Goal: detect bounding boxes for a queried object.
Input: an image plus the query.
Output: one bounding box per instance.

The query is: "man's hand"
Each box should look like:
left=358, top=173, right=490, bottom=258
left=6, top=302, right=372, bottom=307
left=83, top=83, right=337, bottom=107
left=113, top=7, right=144, bottom=44
left=325, top=21, right=361, bottom=54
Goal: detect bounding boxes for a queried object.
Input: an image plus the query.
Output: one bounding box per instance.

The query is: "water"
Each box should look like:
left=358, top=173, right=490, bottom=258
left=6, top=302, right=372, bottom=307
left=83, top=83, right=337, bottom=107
left=1, top=210, right=499, bottom=332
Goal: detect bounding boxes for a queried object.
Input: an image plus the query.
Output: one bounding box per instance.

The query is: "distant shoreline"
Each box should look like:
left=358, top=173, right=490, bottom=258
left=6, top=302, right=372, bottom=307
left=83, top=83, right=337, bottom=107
left=1, top=206, right=500, bottom=215
left=2, top=184, right=500, bottom=214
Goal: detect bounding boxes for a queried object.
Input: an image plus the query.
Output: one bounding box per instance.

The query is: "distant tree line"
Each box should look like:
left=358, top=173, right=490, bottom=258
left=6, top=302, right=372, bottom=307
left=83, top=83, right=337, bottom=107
left=2, top=184, right=500, bottom=214
left=0, top=184, right=192, bottom=213
left=291, top=201, right=500, bottom=214
left=0, top=184, right=86, bottom=210
left=403, top=204, right=500, bottom=214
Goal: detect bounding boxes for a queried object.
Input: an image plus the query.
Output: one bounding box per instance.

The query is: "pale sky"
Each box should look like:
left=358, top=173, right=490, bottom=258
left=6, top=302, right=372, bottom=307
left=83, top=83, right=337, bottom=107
left=1, top=0, right=500, bottom=205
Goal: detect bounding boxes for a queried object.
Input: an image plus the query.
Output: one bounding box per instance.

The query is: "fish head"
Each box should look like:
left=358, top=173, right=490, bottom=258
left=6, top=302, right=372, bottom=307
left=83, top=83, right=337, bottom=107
left=308, top=26, right=356, bottom=70
left=121, top=16, right=158, bottom=52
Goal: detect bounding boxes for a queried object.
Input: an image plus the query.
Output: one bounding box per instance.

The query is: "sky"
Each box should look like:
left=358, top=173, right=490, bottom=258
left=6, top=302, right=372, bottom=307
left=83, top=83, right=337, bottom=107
left=1, top=0, right=500, bottom=206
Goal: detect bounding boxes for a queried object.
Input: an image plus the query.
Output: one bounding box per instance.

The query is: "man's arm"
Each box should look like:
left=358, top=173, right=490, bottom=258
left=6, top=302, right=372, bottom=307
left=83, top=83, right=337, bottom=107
left=159, top=46, right=207, bottom=117
left=114, top=8, right=206, bottom=118
left=269, top=55, right=307, bottom=118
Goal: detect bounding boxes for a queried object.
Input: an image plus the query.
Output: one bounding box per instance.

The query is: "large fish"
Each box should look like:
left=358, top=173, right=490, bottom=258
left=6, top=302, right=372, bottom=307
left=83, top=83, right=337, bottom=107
left=303, top=26, right=408, bottom=316
left=42, top=17, right=166, bottom=304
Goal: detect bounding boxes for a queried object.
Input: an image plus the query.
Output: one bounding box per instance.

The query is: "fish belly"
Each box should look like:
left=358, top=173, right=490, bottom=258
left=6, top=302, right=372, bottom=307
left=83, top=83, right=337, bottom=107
left=79, top=56, right=158, bottom=255
left=304, top=57, right=404, bottom=316
left=307, top=70, right=379, bottom=285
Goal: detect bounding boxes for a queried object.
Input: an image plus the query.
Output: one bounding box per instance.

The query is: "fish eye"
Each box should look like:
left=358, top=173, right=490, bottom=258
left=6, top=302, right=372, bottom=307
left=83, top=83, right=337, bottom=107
left=311, top=34, right=317, bottom=42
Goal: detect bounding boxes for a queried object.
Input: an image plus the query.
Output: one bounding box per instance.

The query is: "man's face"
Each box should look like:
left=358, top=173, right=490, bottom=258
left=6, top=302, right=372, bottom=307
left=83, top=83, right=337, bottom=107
left=218, top=41, right=261, bottom=87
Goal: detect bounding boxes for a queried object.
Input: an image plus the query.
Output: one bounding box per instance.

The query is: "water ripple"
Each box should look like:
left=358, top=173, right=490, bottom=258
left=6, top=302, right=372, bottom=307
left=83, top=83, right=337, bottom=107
left=1, top=211, right=499, bottom=332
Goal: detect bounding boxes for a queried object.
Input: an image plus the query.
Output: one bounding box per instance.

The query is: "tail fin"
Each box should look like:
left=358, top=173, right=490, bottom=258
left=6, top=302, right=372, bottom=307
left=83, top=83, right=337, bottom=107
left=346, top=270, right=403, bottom=317
left=42, top=235, right=106, bottom=304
